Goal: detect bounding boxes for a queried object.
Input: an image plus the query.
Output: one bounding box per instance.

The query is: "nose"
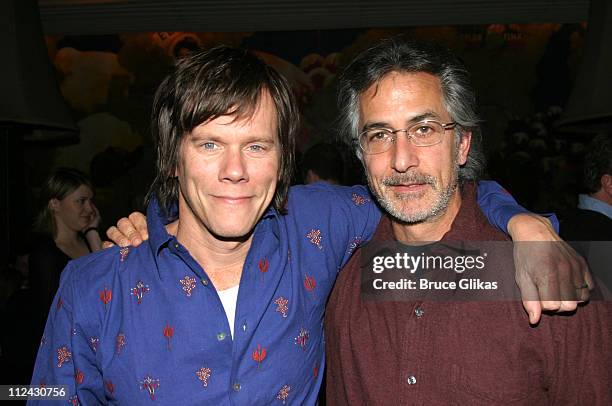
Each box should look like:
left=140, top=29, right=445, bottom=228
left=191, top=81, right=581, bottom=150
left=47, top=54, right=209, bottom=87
left=390, top=132, right=419, bottom=173
left=83, top=199, right=93, bottom=213
left=219, top=147, right=249, bottom=183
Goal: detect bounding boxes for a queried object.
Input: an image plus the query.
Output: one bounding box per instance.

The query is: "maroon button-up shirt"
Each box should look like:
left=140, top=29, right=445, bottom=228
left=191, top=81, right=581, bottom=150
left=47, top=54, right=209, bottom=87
left=325, top=184, right=610, bottom=405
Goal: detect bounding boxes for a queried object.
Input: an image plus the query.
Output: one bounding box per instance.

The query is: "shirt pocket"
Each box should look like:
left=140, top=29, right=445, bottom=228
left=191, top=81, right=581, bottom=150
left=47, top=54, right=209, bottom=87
left=450, top=364, right=547, bottom=405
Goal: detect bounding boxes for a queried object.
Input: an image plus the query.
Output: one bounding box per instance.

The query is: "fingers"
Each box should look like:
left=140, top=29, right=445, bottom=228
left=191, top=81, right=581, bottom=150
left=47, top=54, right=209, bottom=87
left=106, top=225, right=131, bottom=247
left=569, top=260, right=590, bottom=304
left=558, top=258, right=579, bottom=304
left=516, top=273, right=543, bottom=324
left=120, top=217, right=144, bottom=246
left=577, top=253, right=594, bottom=298
left=537, top=253, right=579, bottom=313
left=102, top=241, right=115, bottom=249
left=104, top=212, right=148, bottom=248
left=557, top=243, right=590, bottom=308
left=521, top=300, right=542, bottom=325
left=128, top=212, right=149, bottom=241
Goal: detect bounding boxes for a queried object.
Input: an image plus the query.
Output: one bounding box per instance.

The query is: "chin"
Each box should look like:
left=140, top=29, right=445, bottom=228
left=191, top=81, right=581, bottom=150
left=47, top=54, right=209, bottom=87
left=209, top=223, right=255, bottom=241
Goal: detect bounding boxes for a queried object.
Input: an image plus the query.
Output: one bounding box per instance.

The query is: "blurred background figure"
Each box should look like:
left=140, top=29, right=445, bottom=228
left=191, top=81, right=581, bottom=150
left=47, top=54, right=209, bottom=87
left=560, top=134, right=612, bottom=241
left=30, top=168, right=102, bottom=316
left=300, top=142, right=345, bottom=185
left=1, top=168, right=103, bottom=386
left=560, top=134, right=612, bottom=300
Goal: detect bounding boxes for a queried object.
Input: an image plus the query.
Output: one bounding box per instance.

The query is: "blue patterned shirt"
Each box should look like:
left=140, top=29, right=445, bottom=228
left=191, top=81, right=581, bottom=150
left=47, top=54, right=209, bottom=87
left=30, top=181, right=536, bottom=405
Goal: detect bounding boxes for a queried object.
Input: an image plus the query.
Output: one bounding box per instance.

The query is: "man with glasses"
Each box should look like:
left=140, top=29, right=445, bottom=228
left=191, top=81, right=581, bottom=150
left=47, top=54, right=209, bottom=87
left=324, top=37, right=609, bottom=405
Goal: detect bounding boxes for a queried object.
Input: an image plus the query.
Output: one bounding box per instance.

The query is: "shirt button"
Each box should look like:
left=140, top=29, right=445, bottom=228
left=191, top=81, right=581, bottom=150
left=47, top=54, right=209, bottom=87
left=174, top=243, right=179, bottom=249
left=217, top=332, right=226, bottom=341
left=414, top=307, right=425, bottom=318
left=201, top=279, right=209, bottom=286
left=407, top=375, right=417, bottom=385
left=233, top=382, right=241, bottom=392
left=241, top=322, right=247, bottom=332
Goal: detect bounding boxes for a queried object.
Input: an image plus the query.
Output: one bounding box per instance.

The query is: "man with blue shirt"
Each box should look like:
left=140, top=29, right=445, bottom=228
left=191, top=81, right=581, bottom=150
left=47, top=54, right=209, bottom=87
left=31, top=46, right=589, bottom=405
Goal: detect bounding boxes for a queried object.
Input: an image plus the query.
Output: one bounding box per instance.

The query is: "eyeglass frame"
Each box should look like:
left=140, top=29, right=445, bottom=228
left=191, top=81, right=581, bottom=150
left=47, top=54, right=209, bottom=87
left=358, top=120, right=458, bottom=154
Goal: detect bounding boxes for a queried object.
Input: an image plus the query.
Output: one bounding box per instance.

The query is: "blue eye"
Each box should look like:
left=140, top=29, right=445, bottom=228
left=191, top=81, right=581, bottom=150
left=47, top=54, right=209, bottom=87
left=201, top=142, right=217, bottom=150
left=248, top=144, right=264, bottom=152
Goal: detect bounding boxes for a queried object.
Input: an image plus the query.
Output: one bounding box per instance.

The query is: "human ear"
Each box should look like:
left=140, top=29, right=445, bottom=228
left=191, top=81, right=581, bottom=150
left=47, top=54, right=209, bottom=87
left=456, top=131, right=472, bottom=165
left=48, top=198, right=60, bottom=211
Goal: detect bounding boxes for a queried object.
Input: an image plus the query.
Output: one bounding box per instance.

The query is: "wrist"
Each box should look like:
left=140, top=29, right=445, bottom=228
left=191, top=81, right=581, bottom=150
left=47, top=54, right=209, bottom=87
left=508, top=213, right=553, bottom=241
left=83, top=227, right=99, bottom=236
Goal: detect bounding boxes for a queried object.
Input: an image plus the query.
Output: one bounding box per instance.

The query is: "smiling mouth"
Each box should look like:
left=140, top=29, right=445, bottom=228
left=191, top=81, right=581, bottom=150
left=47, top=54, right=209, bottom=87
left=388, top=183, right=428, bottom=191
left=213, top=196, right=252, bottom=204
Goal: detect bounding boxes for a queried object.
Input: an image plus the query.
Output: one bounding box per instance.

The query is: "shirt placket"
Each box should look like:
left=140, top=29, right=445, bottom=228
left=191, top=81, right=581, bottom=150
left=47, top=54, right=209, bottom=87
left=400, top=300, right=427, bottom=404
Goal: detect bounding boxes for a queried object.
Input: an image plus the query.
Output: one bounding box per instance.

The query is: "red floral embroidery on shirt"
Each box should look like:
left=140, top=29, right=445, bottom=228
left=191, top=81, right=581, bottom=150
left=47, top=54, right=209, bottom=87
left=139, top=375, right=160, bottom=400
left=105, top=380, right=115, bottom=394
left=163, top=322, right=174, bottom=350
left=196, top=367, right=211, bottom=387
left=131, top=281, right=150, bottom=304
left=304, top=275, right=317, bottom=299
left=277, top=385, right=291, bottom=404
left=100, top=287, right=112, bottom=307
left=252, top=344, right=267, bottom=369
left=351, top=193, right=369, bottom=206
left=115, top=333, right=126, bottom=355
left=179, top=276, right=196, bottom=297
left=294, top=328, right=309, bottom=350
left=119, top=247, right=129, bottom=262
left=258, top=257, right=270, bottom=283
left=75, top=369, right=84, bottom=385
left=57, top=346, right=71, bottom=368
left=306, top=229, right=322, bottom=249
left=274, top=296, right=289, bottom=318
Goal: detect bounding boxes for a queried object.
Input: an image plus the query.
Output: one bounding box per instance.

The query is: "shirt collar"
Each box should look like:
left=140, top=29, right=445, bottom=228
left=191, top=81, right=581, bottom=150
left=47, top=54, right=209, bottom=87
left=146, top=196, right=175, bottom=258
left=578, top=194, right=612, bottom=219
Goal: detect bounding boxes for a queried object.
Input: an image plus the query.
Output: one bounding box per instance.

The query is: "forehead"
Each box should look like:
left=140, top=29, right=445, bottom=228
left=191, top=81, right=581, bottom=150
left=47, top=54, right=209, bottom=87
left=191, top=90, right=278, bottom=138
left=359, top=71, right=448, bottom=124
left=65, top=184, right=92, bottom=199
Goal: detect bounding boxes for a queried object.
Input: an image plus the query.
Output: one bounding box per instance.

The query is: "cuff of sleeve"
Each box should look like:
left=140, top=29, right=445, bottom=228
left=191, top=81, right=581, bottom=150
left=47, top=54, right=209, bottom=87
left=540, top=212, right=560, bottom=233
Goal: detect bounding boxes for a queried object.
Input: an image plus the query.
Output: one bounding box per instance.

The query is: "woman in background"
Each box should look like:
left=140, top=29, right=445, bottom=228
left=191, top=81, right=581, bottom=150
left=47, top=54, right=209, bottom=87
left=30, top=168, right=102, bottom=322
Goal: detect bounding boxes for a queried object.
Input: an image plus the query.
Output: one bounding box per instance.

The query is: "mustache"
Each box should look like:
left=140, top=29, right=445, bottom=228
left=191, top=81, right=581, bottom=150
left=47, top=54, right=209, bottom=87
left=381, top=172, right=437, bottom=187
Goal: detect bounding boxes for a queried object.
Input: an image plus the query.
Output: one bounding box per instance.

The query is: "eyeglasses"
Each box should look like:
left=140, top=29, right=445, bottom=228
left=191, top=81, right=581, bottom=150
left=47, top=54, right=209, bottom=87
left=358, top=120, right=457, bottom=154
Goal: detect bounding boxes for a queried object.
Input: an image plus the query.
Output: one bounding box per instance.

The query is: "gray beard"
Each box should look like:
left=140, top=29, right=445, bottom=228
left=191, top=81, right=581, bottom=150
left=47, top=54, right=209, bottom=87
left=368, top=166, right=459, bottom=224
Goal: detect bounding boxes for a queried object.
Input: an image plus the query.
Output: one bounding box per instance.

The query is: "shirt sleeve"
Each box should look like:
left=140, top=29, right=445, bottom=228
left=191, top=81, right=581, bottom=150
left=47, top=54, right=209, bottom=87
left=28, top=263, right=105, bottom=405
left=476, top=180, right=560, bottom=234
left=287, top=183, right=382, bottom=274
